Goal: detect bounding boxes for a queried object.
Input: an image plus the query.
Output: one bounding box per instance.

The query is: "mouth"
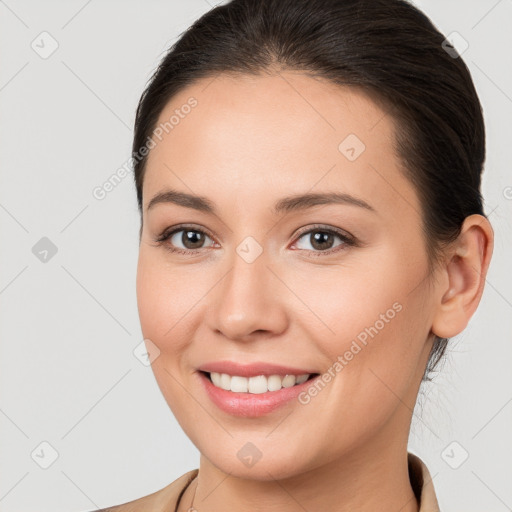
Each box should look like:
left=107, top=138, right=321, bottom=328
left=197, top=370, right=322, bottom=417
left=200, top=370, right=320, bottom=394
left=195, top=360, right=323, bottom=417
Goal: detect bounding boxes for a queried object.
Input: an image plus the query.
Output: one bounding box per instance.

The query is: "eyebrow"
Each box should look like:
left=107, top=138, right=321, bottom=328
left=146, top=188, right=376, bottom=215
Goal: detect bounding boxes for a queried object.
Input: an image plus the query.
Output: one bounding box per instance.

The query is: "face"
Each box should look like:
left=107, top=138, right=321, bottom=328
left=136, top=71, right=438, bottom=480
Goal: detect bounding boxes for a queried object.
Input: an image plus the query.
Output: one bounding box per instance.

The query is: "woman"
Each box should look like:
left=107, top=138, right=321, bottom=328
left=97, top=0, right=494, bottom=510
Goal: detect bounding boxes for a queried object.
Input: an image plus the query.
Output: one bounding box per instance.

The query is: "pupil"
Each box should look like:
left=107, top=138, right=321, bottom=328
left=183, top=230, right=204, bottom=249
left=311, top=231, right=333, bottom=250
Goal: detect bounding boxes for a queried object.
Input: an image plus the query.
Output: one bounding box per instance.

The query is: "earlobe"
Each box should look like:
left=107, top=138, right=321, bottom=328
left=431, top=214, right=494, bottom=339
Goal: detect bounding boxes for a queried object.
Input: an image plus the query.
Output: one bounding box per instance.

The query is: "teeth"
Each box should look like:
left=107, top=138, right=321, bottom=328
left=295, top=373, right=309, bottom=384
left=209, top=372, right=311, bottom=393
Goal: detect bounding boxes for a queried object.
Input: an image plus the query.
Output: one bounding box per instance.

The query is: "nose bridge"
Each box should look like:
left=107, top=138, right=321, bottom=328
left=208, top=238, right=286, bottom=339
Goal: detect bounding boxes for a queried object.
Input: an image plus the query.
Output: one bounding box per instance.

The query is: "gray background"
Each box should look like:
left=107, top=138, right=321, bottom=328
left=1, top=1, right=511, bottom=511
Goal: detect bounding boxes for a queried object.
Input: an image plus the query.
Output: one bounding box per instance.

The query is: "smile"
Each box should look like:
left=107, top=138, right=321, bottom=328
left=198, top=370, right=322, bottom=417
left=206, top=371, right=315, bottom=393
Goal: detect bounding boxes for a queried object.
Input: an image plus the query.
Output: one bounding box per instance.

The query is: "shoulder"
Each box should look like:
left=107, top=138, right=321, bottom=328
left=86, top=469, right=198, bottom=512
left=408, top=452, right=440, bottom=512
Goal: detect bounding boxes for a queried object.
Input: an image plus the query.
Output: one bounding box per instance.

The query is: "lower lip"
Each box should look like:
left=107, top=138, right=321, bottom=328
left=198, top=371, right=320, bottom=417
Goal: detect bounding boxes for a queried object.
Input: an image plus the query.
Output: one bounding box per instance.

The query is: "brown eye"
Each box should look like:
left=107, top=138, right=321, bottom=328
left=168, top=229, right=212, bottom=250
left=155, top=225, right=217, bottom=255
left=307, top=231, right=336, bottom=251
left=293, top=226, right=355, bottom=255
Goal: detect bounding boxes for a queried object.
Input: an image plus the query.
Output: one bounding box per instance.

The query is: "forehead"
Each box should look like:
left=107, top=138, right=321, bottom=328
left=142, top=71, right=421, bottom=221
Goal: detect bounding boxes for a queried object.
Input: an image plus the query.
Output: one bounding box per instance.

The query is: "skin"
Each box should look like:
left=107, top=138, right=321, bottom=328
left=135, top=70, right=493, bottom=512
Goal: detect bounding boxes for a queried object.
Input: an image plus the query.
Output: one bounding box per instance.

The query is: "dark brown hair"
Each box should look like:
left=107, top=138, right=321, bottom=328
left=131, top=0, right=487, bottom=381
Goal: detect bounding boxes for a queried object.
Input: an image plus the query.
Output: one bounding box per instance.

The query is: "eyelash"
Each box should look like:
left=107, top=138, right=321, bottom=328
left=154, top=223, right=357, bottom=258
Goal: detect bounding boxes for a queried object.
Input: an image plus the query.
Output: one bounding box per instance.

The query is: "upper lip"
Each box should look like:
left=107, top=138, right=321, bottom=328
left=198, top=361, right=319, bottom=378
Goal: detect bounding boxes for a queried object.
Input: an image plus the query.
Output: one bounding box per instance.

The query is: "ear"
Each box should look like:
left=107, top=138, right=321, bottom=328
left=431, top=214, right=494, bottom=339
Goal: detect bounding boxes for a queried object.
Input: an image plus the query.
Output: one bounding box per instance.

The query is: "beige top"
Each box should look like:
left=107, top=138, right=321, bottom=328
left=95, top=452, right=440, bottom=512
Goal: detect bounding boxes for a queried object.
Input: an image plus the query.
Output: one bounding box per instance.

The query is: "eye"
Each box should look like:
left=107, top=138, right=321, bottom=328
left=154, top=223, right=357, bottom=257
left=155, top=225, right=217, bottom=255
left=291, top=225, right=356, bottom=255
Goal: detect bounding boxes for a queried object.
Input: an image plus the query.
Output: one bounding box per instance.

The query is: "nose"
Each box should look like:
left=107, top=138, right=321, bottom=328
left=206, top=248, right=288, bottom=342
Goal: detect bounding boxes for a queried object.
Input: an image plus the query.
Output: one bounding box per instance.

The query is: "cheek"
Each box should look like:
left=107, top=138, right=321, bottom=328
left=136, top=250, right=194, bottom=354
left=136, top=254, right=167, bottom=340
left=289, top=256, right=414, bottom=344
left=287, top=267, right=429, bottom=453
left=135, top=251, right=199, bottom=414
left=294, top=250, right=430, bottom=393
